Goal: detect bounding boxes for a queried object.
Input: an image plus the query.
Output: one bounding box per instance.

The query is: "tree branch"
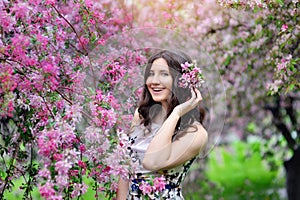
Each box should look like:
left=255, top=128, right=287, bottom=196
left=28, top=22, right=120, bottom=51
left=264, top=96, right=297, bottom=150
left=51, top=5, right=88, bottom=56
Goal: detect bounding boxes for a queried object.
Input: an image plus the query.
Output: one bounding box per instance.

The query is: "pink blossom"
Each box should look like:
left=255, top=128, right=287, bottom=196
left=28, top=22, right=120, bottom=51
left=85, top=0, right=93, bottom=8
left=0, top=11, right=15, bottom=31
left=101, top=62, right=126, bottom=86
left=38, top=168, right=51, bottom=179
left=79, top=144, right=86, bottom=153
left=78, top=160, right=87, bottom=168
left=36, top=33, right=49, bottom=48
left=55, top=175, right=69, bottom=187
left=55, top=30, right=67, bottom=42
left=53, top=153, right=63, bottom=161
left=277, top=62, right=286, bottom=71
left=139, top=181, right=152, bottom=195
left=39, top=182, right=55, bottom=198
left=28, top=0, right=41, bottom=5
left=48, top=76, right=59, bottom=91
left=71, top=183, right=88, bottom=198
left=111, top=181, right=118, bottom=192
left=79, top=36, right=89, bottom=47
left=74, top=56, right=84, bottom=65
left=267, top=80, right=283, bottom=93
left=179, top=61, right=204, bottom=88
left=45, top=0, right=55, bottom=5
left=69, top=169, right=79, bottom=176
left=55, top=160, right=72, bottom=175
left=97, top=38, right=106, bottom=45
left=281, top=24, right=288, bottom=32
left=153, top=176, right=166, bottom=192
left=37, top=136, right=58, bottom=157
left=12, top=2, right=29, bottom=19
left=56, top=100, right=65, bottom=110
left=42, top=63, right=58, bottom=76
left=49, top=195, right=63, bottom=200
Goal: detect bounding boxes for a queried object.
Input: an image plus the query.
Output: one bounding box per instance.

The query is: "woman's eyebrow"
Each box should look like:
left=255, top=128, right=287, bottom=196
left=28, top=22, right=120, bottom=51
left=149, top=69, right=169, bottom=72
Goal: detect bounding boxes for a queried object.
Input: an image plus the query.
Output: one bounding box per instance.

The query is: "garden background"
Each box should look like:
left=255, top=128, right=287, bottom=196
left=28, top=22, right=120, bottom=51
left=0, top=0, right=299, bottom=199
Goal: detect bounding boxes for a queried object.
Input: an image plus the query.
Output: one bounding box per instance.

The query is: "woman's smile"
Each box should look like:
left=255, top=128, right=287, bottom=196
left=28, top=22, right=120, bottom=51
left=150, top=86, right=166, bottom=93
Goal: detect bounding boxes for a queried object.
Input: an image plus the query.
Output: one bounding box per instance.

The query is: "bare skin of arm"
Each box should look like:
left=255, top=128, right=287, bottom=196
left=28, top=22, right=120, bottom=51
left=116, top=109, right=141, bottom=199
left=116, top=177, right=129, bottom=200
left=142, top=88, right=208, bottom=171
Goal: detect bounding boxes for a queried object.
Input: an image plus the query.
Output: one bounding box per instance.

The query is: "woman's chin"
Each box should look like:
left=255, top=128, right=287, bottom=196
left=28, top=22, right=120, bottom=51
left=151, top=96, right=162, bottom=101
left=152, top=97, right=168, bottom=103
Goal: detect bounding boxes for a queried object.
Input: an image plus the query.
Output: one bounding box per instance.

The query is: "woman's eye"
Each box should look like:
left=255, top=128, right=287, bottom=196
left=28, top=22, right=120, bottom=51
left=162, top=72, right=169, bottom=76
left=149, top=72, right=154, bottom=76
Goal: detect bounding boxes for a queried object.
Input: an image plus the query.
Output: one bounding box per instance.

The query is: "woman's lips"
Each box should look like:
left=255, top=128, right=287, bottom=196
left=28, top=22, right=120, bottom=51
left=151, top=87, right=165, bottom=94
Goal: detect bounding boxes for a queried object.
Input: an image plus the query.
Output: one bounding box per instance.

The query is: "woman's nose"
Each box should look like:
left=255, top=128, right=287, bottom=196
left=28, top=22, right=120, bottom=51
left=151, top=75, right=160, bottom=84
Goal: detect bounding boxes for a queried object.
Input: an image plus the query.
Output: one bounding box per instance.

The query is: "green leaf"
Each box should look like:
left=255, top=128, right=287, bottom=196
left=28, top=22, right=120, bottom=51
left=276, top=0, right=284, bottom=6
left=246, top=122, right=257, bottom=133
left=223, top=56, right=231, bottom=67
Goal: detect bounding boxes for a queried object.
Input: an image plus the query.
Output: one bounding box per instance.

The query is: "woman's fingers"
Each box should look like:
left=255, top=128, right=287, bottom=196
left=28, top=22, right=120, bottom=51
left=194, top=88, right=202, bottom=102
left=191, top=87, right=202, bottom=103
left=175, top=88, right=203, bottom=117
left=190, top=87, right=196, bottom=99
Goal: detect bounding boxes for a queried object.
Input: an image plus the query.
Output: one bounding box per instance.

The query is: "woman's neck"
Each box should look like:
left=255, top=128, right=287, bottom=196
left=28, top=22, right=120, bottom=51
left=153, top=107, right=167, bottom=125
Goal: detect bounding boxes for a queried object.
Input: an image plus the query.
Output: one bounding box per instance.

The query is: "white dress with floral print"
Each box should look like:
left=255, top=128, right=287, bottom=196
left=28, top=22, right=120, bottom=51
left=126, top=123, right=196, bottom=200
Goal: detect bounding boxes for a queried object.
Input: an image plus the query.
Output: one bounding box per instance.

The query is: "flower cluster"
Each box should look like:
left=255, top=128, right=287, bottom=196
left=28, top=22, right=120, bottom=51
left=0, top=65, right=17, bottom=118
left=218, top=0, right=268, bottom=9
left=0, top=0, right=143, bottom=199
left=267, top=54, right=298, bottom=95
left=179, top=61, right=205, bottom=88
left=138, top=176, right=166, bottom=197
left=91, top=90, right=118, bottom=129
left=102, top=61, right=126, bottom=87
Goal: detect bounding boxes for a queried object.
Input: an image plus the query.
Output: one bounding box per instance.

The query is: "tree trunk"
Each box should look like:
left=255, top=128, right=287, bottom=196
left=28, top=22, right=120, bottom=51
left=284, top=147, right=300, bottom=200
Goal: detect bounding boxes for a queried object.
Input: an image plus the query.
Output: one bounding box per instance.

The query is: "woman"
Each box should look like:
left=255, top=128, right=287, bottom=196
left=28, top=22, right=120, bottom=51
left=117, top=50, right=208, bottom=200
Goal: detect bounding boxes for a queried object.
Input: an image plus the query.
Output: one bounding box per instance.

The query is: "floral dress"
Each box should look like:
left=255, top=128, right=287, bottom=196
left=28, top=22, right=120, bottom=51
left=126, top=123, right=196, bottom=200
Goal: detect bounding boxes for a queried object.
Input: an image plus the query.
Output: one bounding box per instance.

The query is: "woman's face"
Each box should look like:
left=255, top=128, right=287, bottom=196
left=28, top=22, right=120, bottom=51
left=146, top=58, right=173, bottom=105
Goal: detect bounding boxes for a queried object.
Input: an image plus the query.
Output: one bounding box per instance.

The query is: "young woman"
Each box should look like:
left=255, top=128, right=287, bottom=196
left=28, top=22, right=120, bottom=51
left=117, top=50, right=208, bottom=200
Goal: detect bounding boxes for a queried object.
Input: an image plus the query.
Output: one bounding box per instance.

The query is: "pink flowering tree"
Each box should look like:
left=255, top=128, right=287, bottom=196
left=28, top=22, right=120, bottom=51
left=0, top=0, right=148, bottom=199
left=207, top=2, right=300, bottom=199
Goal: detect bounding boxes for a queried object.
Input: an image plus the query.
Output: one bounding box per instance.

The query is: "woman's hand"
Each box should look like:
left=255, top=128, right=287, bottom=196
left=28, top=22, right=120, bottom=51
left=173, top=87, right=202, bottom=117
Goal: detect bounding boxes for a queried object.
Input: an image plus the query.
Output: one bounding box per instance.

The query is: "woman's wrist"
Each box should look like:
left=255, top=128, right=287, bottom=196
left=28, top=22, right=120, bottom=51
left=172, top=107, right=182, bottom=119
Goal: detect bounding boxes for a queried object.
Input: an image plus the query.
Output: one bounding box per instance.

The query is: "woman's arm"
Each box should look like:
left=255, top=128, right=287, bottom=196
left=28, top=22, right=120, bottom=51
left=142, top=88, right=207, bottom=171
left=116, top=177, right=129, bottom=200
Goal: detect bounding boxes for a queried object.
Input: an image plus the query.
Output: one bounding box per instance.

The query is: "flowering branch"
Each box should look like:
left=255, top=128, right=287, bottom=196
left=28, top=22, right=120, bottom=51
left=0, top=137, right=21, bottom=199
left=51, top=5, right=88, bottom=56
left=179, top=61, right=205, bottom=88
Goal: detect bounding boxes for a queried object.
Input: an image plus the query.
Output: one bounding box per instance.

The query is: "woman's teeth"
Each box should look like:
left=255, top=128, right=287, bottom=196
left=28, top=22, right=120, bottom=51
left=153, top=88, right=163, bottom=92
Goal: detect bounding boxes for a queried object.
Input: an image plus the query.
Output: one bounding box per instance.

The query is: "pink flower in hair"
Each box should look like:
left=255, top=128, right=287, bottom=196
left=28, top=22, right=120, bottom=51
left=179, top=61, right=205, bottom=88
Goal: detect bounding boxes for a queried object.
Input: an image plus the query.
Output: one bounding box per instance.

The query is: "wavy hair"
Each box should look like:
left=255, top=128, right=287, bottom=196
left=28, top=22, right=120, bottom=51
left=138, top=50, right=205, bottom=133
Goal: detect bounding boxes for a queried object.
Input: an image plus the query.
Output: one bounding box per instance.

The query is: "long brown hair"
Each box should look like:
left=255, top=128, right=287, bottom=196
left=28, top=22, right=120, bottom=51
left=138, top=50, right=205, bottom=132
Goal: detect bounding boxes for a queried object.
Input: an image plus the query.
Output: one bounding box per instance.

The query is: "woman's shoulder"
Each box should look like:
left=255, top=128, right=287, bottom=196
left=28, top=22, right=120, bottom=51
left=192, top=122, right=206, bottom=133
left=190, top=122, right=207, bottom=141
left=187, top=122, right=208, bottom=151
left=182, top=121, right=206, bottom=134
left=131, top=108, right=142, bottom=127
left=127, top=108, right=143, bottom=136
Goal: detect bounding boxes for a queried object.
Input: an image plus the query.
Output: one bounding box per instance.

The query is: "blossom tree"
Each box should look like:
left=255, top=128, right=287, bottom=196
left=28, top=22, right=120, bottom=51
left=131, top=0, right=299, bottom=199
left=0, top=0, right=146, bottom=199
left=210, top=1, right=299, bottom=199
